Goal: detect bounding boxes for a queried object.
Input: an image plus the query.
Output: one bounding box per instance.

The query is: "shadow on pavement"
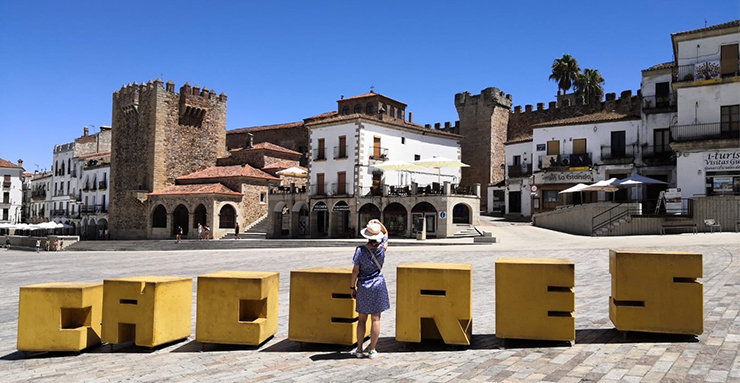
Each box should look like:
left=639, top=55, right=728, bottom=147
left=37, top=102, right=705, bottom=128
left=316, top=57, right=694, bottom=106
left=170, top=338, right=270, bottom=353
left=576, top=328, right=698, bottom=344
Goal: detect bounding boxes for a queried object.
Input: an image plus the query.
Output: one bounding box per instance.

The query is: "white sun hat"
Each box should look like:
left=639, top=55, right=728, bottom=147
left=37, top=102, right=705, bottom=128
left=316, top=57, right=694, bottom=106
left=360, top=221, right=385, bottom=241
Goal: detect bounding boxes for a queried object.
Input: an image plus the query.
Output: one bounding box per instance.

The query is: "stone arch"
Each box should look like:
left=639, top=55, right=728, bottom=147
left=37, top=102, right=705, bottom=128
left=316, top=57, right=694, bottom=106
left=383, top=202, right=407, bottom=237
left=219, top=204, right=236, bottom=228
left=452, top=203, right=472, bottom=224
left=358, top=203, right=381, bottom=229
left=173, top=204, right=189, bottom=235
left=152, top=205, right=167, bottom=228
left=291, top=201, right=309, bottom=212
left=274, top=201, right=288, bottom=213
left=193, top=204, right=207, bottom=228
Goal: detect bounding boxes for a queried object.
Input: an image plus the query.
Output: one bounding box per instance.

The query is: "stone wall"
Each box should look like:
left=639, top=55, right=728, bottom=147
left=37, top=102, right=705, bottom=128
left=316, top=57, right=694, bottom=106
left=454, top=87, right=513, bottom=208
left=218, top=149, right=300, bottom=169
left=226, top=124, right=309, bottom=154
left=109, top=79, right=228, bottom=239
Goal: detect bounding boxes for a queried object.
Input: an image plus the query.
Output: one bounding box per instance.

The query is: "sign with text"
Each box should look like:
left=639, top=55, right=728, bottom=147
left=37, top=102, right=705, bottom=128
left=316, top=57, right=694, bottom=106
left=704, top=151, right=740, bottom=171
left=535, top=171, right=593, bottom=184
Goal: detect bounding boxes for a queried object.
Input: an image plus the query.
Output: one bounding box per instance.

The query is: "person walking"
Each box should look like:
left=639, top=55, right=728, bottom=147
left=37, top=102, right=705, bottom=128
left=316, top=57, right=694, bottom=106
left=351, top=219, right=390, bottom=359
left=176, top=226, right=182, bottom=243
left=234, top=222, right=240, bottom=240
left=36, top=239, right=40, bottom=253
left=197, top=223, right=203, bottom=241
left=5, top=236, right=10, bottom=251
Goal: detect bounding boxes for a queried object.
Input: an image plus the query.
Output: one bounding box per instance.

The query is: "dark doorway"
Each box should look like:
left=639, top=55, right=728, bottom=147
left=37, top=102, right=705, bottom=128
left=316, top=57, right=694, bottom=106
left=152, top=205, right=167, bottom=228
left=173, top=205, right=189, bottom=235
left=509, top=192, right=522, bottom=213
left=193, top=204, right=207, bottom=229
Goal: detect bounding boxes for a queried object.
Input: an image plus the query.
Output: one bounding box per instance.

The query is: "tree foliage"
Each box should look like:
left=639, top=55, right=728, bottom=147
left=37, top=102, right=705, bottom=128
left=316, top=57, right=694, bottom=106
left=549, top=54, right=580, bottom=95
left=574, top=68, right=605, bottom=103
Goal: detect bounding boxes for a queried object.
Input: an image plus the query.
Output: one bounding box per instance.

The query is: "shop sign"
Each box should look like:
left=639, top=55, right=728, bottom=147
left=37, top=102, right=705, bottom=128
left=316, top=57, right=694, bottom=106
left=332, top=204, right=351, bottom=212
left=312, top=203, right=328, bottom=212
left=704, top=151, right=740, bottom=171
left=537, top=171, right=592, bottom=184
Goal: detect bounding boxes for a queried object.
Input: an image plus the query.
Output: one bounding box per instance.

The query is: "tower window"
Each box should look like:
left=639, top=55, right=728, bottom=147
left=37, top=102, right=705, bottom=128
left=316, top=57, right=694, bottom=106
left=390, top=106, right=396, bottom=118
left=353, top=104, right=361, bottom=114
left=342, top=106, right=350, bottom=115
left=397, top=109, right=403, bottom=119
left=366, top=102, right=374, bottom=115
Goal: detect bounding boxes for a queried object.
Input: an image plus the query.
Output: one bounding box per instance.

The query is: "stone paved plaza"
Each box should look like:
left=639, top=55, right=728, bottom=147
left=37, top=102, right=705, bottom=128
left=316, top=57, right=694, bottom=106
left=1, top=224, right=740, bottom=382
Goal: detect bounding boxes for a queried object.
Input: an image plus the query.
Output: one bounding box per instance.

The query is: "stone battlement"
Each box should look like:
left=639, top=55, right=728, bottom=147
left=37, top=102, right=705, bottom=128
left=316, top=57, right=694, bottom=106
left=423, top=121, right=461, bottom=135
left=113, top=79, right=227, bottom=104
left=511, top=89, right=641, bottom=117
left=455, top=87, right=513, bottom=109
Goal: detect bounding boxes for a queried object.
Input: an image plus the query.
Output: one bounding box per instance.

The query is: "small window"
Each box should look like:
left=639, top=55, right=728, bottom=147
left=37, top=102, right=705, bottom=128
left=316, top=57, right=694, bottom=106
left=366, top=102, right=374, bottom=115
left=260, top=192, right=266, bottom=203
left=390, top=105, right=396, bottom=118
left=341, top=106, right=350, bottom=115
left=513, top=155, right=521, bottom=166
left=382, top=103, right=387, bottom=114
left=414, top=154, right=421, bottom=161
left=543, top=190, right=560, bottom=203
left=401, top=137, right=406, bottom=144
left=353, top=104, right=361, bottom=114
left=397, top=109, right=402, bottom=119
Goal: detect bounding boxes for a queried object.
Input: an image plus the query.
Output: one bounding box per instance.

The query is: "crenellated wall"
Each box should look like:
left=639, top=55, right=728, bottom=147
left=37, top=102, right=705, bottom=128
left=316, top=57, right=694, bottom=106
left=109, top=79, right=228, bottom=239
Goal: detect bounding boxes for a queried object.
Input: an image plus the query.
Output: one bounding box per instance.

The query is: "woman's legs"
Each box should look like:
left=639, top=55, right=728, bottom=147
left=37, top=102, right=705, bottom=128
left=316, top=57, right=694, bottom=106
left=368, top=313, right=381, bottom=351
left=356, top=313, right=368, bottom=351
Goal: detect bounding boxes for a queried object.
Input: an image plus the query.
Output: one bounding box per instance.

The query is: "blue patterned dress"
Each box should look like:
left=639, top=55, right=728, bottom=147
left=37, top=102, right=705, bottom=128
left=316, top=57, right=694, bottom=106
left=353, top=237, right=391, bottom=314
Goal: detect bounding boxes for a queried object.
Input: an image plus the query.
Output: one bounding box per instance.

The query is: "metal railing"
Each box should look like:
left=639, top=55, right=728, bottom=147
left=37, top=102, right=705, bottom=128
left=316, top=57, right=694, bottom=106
left=675, top=61, right=734, bottom=83
left=642, top=94, right=675, bottom=109
left=98, top=180, right=107, bottom=190
left=369, top=147, right=389, bottom=161
left=670, top=122, right=740, bottom=142
left=600, top=144, right=636, bottom=161
left=270, top=185, right=307, bottom=194
left=357, top=186, right=384, bottom=197
left=567, top=152, right=592, bottom=167
left=312, top=148, right=326, bottom=161
left=2, top=182, right=10, bottom=188
left=508, top=165, right=532, bottom=178
left=32, top=191, right=46, bottom=198
left=81, top=205, right=108, bottom=214
left=591, top=199, right=694, bottom=236
left=310, top=183, right=328, bottom=196
left=331, top=182, right=349, bottom=195
left=333, top=146, right=348, bottom=159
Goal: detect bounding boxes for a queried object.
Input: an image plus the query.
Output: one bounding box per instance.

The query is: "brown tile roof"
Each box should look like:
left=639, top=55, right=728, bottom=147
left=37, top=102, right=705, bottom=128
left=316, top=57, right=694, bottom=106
left=227, top=121, right=304, bottom=134
left=23, top=172, right=33, bottom=177
left=249, top=142, right=302, bottom=156
left=75, top=135, right=97, bottom=144
left=532, top=112, right=640, bottom=128
left=672, top=19, right=740, bottom=37
left=177, top=164, right=280, bottom=181
left=262, top=160, right=304, bottom=171
left=149, top=183, right=242, bottom=196
left=77, top=151, right=111, bottom=160
left=305, top=114, right=463, bottom=138
left=305, top=111, right=338, bottom=120
left=505, top=137, right=533, bottom=145
left=0, top=158, right=23, bottom=169
left=340, top=91, right=408, bottom=106
left=642, top=62, right=676, bottom=72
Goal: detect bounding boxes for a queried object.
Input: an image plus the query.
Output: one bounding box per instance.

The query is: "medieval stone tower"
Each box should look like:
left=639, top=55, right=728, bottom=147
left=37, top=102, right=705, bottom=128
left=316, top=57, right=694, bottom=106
left=454, top=87, right=512, bottom=207
left=109, top=79, right=228, bottom=239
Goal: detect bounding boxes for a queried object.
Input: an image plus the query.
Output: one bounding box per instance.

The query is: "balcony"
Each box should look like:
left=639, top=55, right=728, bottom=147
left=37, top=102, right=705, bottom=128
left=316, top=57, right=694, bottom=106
left=670, top=122, right=740, bottom=142
left=32, top=190, right=46, bottom=199
left=369, top=147, right=389, bottom=161
left=83, top=184, right=90, bottom=191
left=675, top=60, right=737, bottom=84
left=98, top=180, right=107, bottom=190
left=600, top=144, right=636, bottom=164
left=51, top=209, right=66, bottom=216
left=507, top=164, right=532, bottom=178
left=333, top=145, right=348, bottom=159
left=313, top=148, right=327, bottom=161
left=80, top=205, right=108, bottom=214
left=70, top=171, right=77, bottom=178
left=310, top=183, right=328, bottom=196
left=642, top=94, right=676, bottom=112
left=331, top=182, right=349, bottom=195
left=642, top=145, right=675, bottom=165
left=270, top=185, right=307, bottom=194
left=2, top=181, right=10, bottom=189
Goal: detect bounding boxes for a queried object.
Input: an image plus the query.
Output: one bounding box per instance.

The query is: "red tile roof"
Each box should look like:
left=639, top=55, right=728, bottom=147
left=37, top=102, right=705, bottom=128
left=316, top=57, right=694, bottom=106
left=249, top=142, right=302, bottom=156
left=227, top=121, right=304, bottom=134
left=0, top=158, right=23, bottom=169
left=149, top=183, right=242, bottom=196
left=77, top=151, right=111, bottom=160
left=262, top=160, right=304, bottom=171
left=177, top=164, right=280, bottom=181
left=304, top=114, right=463, bottom=138
left=339, top=91, right=407, bottom=106
left=642, top=62, right=676, bottom=72
left=672, top=19, right=740, bottom=37
left=532, top=112, right=640, bottom=128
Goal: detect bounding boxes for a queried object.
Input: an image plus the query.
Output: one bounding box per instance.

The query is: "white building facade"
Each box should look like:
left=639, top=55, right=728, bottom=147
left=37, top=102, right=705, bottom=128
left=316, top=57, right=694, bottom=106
left=0, top=158, right=25, bottom=225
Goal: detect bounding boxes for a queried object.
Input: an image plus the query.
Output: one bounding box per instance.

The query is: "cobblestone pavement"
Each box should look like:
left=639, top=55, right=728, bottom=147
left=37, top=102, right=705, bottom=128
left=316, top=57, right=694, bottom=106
left=1, top=228, right=740, bottom=382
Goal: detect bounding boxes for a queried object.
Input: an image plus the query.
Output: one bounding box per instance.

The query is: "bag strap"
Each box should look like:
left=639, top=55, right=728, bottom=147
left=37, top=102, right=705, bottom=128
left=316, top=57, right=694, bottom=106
left=367, top=246, right=383, bottom=272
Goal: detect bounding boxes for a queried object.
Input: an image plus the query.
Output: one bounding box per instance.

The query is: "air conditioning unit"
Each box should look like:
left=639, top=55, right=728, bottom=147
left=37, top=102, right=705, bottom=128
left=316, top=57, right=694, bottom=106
left=561, top=157, right=570, bottom=166
left=541, top=155, right=558, bottom=169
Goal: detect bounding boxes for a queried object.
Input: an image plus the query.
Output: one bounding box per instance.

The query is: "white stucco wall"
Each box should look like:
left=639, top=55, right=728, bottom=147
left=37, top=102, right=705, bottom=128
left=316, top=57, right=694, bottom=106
left=676, top=151, right=708, bottom=198
left=0, top=165, right=24, bottom=223
left=676, top=33, right=740, bottom=66
left=676, top=82, right=740, bottom=125
left=309, top=122, right=358, bottom=195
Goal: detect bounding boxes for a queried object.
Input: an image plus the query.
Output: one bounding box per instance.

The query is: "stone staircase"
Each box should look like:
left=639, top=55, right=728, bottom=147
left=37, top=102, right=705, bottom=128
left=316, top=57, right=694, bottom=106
left=592, top=215, right=633, bottom=236
left=452, top=225, right=490, bottom=238
left=222, top=214, right=268, bottom=240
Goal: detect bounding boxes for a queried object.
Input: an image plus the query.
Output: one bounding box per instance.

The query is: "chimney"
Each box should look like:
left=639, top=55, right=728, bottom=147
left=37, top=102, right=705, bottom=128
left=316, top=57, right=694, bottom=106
left=246, top=133, right=254, bottom=149
left=408, top=112, right=413, bottom=123
left=83, top=127, right=89, bottom=136
left=17, top=159, right=23, bottom=167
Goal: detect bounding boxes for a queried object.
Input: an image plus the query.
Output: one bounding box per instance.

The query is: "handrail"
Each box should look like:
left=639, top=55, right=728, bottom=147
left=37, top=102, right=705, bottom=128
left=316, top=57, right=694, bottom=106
left=591, top=203, right=625, bottom=235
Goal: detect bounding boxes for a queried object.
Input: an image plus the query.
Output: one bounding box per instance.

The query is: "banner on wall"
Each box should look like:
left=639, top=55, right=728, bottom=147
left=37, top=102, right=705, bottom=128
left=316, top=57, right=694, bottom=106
left=704, top=151, right=740, bottom=171
left=535, top=171, right=593, bottom=184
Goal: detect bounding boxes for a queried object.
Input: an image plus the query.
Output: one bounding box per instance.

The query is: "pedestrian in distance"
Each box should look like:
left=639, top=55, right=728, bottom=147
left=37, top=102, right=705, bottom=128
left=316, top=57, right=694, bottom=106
left=197, top=223, right=203, bottom=241
left=5, top=236, right=10, bottom=251
left=45, top=239, right=50, bottom=252
left=204, top=225, right=210, bottom=240
left=350, top=219, right=390, bottom=359
left=235, top=222, right=240, bottom=240
left=60, top=239, right=64, bottom=251
left=176, top=226, right=182, bottom=243
left=36, top=239, right=40, bottom=253
left=53, top=239, right=58, bottom=251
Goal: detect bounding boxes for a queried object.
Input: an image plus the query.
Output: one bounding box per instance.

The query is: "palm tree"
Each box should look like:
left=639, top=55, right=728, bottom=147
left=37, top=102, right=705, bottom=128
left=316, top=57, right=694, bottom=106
left=574, top=68, right=605, bottom=104
left=549, top=54, right=581, bottom=95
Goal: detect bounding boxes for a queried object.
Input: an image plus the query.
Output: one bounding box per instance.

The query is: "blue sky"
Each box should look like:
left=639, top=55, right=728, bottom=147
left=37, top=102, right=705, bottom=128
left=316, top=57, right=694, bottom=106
left=1, top=0, right=738, bottom=172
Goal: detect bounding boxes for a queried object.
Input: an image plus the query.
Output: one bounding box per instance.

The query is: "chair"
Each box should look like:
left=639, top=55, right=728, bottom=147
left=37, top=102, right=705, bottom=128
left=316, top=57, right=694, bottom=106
left=703, top=219, right=721, bottom=233
left=389, top=186, right=397, bottom=196
left=432, top=182, right=441, bottom=194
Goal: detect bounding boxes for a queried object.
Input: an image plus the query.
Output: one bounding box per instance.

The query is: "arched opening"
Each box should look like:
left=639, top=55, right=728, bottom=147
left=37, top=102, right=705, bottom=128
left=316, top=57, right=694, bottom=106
left=312, top=202, right=328, bottom=236
left=358, top=203, right=381, bottom=232
left=274, top=202, right=289, bottom=236
left=341, top=105, right=350, bottom=115
left=453, top=203, right=471, bottom=224
left=97, top=219, right=108, bottom=239
left=219, top=204, right=236, bottom=228
left=152, top=205, right=167, bottom=228
left=173, top=205, right=189, bottom=235
left=412, top=202, right=437, bottom=237
left=353, top=104, right=362, bottom=114
left=193, top=204, right=207, bottom=228
left=366, top=102, right=374, bottom=115
left=382, top=202, right=407, bottom=237
left=294, top=202, right=309, bottom=237
left=332, top=201, right=350, bottom=237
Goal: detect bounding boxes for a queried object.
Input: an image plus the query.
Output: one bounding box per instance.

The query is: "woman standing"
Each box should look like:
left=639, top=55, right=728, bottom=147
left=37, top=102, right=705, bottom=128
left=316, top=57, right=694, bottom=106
left=351, top=219, right=390, bottom=359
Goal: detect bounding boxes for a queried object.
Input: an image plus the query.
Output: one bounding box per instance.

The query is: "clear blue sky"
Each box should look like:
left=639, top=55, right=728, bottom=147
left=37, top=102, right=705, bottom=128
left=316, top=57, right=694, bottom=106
left=1, top=0, right=738, bottom=172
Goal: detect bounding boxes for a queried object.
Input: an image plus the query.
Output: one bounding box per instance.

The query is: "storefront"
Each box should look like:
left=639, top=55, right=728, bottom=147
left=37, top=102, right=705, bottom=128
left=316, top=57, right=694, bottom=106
left=677, top=149, right=740, bottom=198
left=533, top=170, right=594, bottom=212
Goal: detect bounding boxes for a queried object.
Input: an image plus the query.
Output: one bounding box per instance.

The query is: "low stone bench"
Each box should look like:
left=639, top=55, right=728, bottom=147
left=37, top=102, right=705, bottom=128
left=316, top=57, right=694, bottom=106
left=660, top=222, right=697, bottom=235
